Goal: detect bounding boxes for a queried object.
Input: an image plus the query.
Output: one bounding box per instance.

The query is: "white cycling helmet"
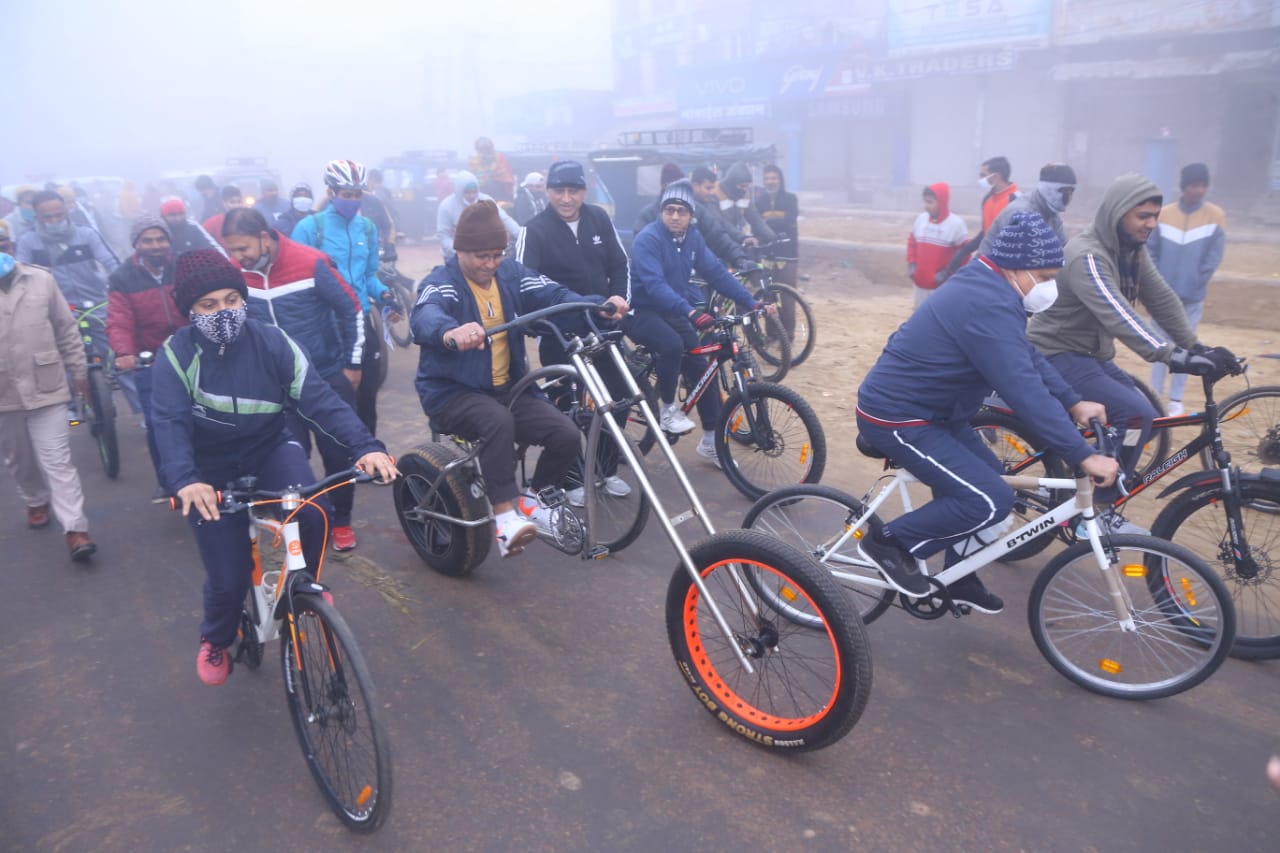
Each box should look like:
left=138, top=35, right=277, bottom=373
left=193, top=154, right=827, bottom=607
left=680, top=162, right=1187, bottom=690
left=323, top=159, right=368, bottom=191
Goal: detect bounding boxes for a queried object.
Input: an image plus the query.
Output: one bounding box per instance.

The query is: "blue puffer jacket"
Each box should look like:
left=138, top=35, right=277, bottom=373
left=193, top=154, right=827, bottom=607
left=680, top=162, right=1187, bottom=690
left=629, top=219, right=755, bottom=317
left=151, top=319, right=383, bottom=492
left=410, top=257, right=589, bottom=416
left=291, top=207, right=386, bottom=308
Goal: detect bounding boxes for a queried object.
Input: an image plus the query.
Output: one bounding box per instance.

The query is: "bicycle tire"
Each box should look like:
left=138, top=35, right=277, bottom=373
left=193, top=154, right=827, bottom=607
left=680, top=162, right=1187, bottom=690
left=740, top=307, right=792, bottom=383
left=1211, top=385, right=1280, bottom=475
left=385, top=280, right=415, bottom=348
left=665, top=529, right=872, bottom=751
left=87, top=368, right=119, bottom=479
left=754, top=281, right=815, bottom=368
left=715, top=382, right=826, bottom=500
left=741, top=484, right=896, bottom=625
left=1151, top=478, right=1280, bottom=659
left=393, top=443, right=490, bottom=576
left=1028, top=534, right=1234, bottom=699
left=1127, top=373, right=1170, bottom=480
left=968, top=410, right=1072, bottom=562
left=282, top=593, right=392, bottom=832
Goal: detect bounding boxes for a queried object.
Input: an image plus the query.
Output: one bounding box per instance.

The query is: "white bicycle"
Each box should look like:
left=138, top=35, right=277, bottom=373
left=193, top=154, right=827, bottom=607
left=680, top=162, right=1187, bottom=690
left=742, top=423, right=1236, bottom=700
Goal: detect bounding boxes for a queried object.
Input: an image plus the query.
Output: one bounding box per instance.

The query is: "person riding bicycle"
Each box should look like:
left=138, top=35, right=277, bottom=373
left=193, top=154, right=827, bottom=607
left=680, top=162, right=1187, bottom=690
left=411, top=200, right=627, bottom=558
left=151, top=249, right=396, bottom=686
left=856, top=211, right=1119, bottom=613
left=1025, top=173, right=1239, bottom=523
left=514, top=160, right=632, bottom=505
left=292, top=160, right=396, bottom=450
left=221, top=207, right=367, bottom=551
left=105, top=213, right=189, bottom=501
left=628, top=179, right=767, bottom=463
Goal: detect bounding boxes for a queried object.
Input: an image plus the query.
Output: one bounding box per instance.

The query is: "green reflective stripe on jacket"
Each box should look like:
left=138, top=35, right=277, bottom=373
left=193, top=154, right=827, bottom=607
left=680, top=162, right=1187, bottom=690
left=285, top=335, right=307, bottom=399
left=161, top=340, right=196, bottom=395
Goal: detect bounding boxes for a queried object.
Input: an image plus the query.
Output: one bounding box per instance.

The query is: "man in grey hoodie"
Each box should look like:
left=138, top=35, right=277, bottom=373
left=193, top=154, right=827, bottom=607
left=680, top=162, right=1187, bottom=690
left=977, top=162, right=1076, bottom=257
left=435, top=169, right=519, bottom=261
left=1026, top=173, right=1237, bottom=517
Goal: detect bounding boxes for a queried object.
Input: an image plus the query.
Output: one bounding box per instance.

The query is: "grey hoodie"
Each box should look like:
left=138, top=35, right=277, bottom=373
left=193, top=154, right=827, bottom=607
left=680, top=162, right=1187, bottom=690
left=435, top=169, right=520, bottom=260
left=976, top=187, right=1065, bottom=258
left=1026, top=173, right=1197, bottom=364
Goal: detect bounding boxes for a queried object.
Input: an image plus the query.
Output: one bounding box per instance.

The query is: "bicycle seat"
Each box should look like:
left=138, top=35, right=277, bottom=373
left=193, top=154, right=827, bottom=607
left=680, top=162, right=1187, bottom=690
left=855, top=433, right=885, bottom=459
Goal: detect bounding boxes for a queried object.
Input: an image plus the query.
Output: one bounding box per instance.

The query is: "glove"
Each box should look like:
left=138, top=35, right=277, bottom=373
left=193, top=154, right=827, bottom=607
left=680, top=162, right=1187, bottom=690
left=690, top=311, right=716, bottom=332
left=1167, top=347, right=1218, bottom=376
left=1199, top=344, right=1240, bottom=376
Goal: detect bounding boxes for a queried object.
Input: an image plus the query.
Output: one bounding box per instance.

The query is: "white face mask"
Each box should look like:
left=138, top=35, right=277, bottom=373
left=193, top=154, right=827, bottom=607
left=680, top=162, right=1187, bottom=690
left=292, top=196, right=314, bottom=213
left=978, top=175, right=992, bottom=191
left=735, top=198, right=750, bottom=209
left=1021, top=272, right=1059, bottom=313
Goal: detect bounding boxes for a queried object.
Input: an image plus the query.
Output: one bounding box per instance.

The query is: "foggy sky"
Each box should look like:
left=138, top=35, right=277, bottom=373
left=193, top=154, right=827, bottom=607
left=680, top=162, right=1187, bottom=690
left=4, top=0, right=613, bottom=187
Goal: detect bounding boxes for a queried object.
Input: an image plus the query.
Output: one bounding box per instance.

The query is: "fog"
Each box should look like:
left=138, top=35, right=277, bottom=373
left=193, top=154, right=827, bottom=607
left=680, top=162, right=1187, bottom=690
left=4, top=0, right=613, bottom=185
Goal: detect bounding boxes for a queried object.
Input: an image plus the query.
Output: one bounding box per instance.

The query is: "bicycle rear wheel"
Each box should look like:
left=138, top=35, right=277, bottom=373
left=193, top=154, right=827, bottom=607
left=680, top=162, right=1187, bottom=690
left=384, top=280, right=415, bottom=348
left=1151, top=478, right=1280, bottom=659
left=741, top=308, right=791, bottom=383
left=1028, top=534, right=1234, bottom=699
left=575, top=405, right=650, bottom=554
left=753, top=281, right=815, bottom=368
left=741, top=484, right=896, bottom=625
left=969, top=410, right=1071, bottom=562
left=282, top=593, right=392, bottom=832
left=394, top=443, right=491, bottom=576
left=1127, top=374, right=1170, bottom=480
left=666, top=530, right=872, bottom=751
left=715, top=382, right=826, bottom=500
left=1212, top=385, right=1280, bottom=475
left=87, top=368, right=119, bottom=479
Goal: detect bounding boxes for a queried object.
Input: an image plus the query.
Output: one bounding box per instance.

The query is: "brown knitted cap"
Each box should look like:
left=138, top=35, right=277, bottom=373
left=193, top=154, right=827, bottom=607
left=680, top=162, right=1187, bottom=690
left=454, top=200, right=508, bottom=252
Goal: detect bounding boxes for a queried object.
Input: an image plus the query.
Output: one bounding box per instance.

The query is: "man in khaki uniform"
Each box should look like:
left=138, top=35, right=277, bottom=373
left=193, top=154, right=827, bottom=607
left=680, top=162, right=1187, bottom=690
left=0, top=253, right=96, bottom=560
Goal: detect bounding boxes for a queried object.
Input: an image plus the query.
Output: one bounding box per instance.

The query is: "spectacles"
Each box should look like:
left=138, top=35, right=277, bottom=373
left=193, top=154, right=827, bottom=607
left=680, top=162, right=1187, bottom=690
left=467, top=251, right=505, bottom=264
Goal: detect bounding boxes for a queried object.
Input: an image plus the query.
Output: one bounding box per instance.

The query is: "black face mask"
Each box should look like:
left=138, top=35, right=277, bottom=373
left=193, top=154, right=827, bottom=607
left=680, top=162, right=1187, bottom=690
left=141, top=251, right=171, bottom=268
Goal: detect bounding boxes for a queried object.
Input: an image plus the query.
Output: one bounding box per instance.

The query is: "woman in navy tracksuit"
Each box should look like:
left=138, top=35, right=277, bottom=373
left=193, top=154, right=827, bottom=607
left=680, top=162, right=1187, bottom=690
left=151, top=250, right=395, bottom=685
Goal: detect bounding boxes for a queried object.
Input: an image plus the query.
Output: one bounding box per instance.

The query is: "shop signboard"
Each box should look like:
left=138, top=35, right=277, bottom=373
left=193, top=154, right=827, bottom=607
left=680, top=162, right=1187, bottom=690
left=887, top=0, right=1051, bottom=55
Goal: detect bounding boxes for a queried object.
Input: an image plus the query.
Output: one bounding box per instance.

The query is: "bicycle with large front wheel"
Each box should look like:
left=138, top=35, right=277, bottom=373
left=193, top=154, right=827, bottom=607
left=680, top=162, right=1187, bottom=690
left=625, top=306, right=826, bottom=500
left=743, top=422, right=1234, bottom=699
left=393, top=301, right=871, bottom=750
left=173, top=468, right=393, bottom=832
left=69, top=300, right=119, bottom=478
left=971, top=364, right=1280, bottom=659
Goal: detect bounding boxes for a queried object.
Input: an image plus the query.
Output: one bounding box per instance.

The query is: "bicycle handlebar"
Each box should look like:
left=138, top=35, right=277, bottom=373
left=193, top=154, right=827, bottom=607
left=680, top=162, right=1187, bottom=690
left=482, top=299, right=618, bottom=342
left=167, top=467, right=379, bottom=514
left=1087, top=417, right=1129, bottom=497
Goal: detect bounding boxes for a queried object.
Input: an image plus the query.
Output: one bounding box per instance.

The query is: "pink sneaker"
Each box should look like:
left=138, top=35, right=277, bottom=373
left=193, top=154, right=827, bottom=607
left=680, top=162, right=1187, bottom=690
left=331, top=525, right=357, bottom=551
left=196, top=639, right=231, bottom=686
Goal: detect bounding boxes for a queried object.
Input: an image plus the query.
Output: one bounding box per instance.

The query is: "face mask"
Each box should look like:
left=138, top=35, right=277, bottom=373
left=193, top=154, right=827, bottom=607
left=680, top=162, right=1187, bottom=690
left=735, top=198, right=750, bottom=209
left=1021, top=272, right=1059, bottom=314
left=332, top=197, right=361, bottom=220
left=978, top=175, right=992, bottom=191
left=190, top=305, right=248, bottom=346
left=248, top=241, right=271, bottom=272
left=20, top=207, right=36, bottom=223
left=292, top=196, right=314, bottom=213
left=39, top=219, right=74, bottom=240
left=0, top=252, right=14, bottom=279
left=141, top=250, right=171, bottom=269
left=1038, top=181, right=1072, bottom=213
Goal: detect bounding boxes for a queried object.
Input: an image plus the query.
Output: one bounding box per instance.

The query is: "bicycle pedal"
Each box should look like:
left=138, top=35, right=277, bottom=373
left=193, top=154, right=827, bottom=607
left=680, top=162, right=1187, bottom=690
left=951, top=603, right=971, bottom=618
left=586, top=545, right=611, bottom=560
left=536, top=485, right=567, bottom=508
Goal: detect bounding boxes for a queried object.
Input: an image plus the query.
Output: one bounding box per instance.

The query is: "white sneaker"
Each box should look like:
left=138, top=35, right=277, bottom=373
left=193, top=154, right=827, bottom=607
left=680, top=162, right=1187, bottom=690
left=1167, top=400, right=1185, bottom=417
left=517, top=494, right=555, bottom=536
left=603, top=475, right=631, bottom=497
left=495, top=513, right=537, bottom=558
left=565, top=486, right=586, bottom=507
left=1076, top=510, right=1150, bottom=539
left=660, top=403, right=696, bottom=435
left=695, top=437, right=722, bottom=469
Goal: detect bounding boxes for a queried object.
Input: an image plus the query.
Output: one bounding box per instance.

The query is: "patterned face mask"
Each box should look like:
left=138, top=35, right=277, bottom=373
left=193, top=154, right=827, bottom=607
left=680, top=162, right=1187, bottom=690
left=190, top=305, right=248, bottom=346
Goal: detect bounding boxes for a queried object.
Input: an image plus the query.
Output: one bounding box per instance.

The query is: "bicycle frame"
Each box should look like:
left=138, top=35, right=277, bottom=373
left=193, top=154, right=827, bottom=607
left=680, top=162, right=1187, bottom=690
left=803, top=468, right=1138, bottom=628
left=245, top=493, right=312, bottom=646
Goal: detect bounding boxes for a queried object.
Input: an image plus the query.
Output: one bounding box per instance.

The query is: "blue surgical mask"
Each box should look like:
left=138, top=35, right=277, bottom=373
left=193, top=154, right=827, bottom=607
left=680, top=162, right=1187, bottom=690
left=20, top=207, right=36, bottom=223
left=0, top=252, right=15, bottom=278
left=38, top=219, right=74, bottom=240
left=332, top=197, right=361, bottom=220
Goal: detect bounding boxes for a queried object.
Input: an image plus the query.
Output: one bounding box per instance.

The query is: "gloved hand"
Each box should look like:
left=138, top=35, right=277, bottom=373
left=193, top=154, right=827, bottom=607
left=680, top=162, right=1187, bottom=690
left=1194, top=344, right=1241, bottom=376
left=380, top=289, right=403, bottom=312
left=1168, top=347, right=1221, bottom=376
left=690, top=311, right=716, bottom=332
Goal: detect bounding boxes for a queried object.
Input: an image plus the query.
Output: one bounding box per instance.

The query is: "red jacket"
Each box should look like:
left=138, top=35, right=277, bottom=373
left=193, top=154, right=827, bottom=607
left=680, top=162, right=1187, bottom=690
left=106, top=255, right=188, bottom=356
left=981, top=182, right=1018, bottom=232
left=907, top=183, right=969, bottom=290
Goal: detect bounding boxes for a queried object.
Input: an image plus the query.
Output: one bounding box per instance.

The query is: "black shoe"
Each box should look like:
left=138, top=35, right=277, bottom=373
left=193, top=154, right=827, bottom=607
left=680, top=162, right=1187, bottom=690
left=859, top=530, right=930, bottom=596
left=947, top=574, right=1004, bottom=614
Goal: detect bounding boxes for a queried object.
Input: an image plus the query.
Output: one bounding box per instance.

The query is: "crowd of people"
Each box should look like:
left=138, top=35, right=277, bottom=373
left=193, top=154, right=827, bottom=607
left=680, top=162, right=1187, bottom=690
left=1, top=143, right=1234, bottom=683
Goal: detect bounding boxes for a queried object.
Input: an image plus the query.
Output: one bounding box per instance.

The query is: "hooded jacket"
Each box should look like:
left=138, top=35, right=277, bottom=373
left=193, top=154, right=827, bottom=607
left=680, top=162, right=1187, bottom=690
left=291, top=207, right=385, bottom=308
left=1027, top=174, right=1198, bottom=364
left=977, top=187, right=1066, bottom=258
left=907, top=183, right=968, bottom=290
left=434, top=170, right=520, bottom=260
left=410, top=257, right=586, bottom=415
left=106, top=254, right=188, bottom=356
left=1146, top=198, right=1226, bottom=304
left=629, top=218, right=755, bottom=318
left=711, top=161, right=777, bottom=246
left=15, top=223, right=119, bottom=307
left=754, top=173, right=799, bottom=243
left=0, top=263, right=87, bottom=413
left=151, top=319, right=383, bottom=493
left=240, top=232, right=364, bottom=379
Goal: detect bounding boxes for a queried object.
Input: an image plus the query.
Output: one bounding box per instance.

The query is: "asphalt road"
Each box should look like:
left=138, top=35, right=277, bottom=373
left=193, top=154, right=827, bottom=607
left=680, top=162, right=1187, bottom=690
left=3, top=346, right=1279, bottom=852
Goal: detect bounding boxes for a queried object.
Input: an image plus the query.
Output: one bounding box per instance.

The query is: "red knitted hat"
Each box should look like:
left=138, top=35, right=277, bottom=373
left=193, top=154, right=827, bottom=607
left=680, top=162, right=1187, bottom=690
left=174, top=249, right=248, bottom=315
left=160, top=198, right=186, bottom=217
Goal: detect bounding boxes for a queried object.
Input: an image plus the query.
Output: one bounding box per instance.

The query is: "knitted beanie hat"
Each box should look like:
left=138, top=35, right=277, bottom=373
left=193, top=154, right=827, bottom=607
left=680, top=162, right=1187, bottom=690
left=659, top=162, right=685, bottom=187
left=130, top=212, right=171, bottom=247
left=160, top=198, right=186, bottom=217
left=660, top=179, right=696, bottom=212
left=453, top=200, right=509, bottom=252
left=174, top=248, right=248, bottom=315
left=988, top=211, right=1065, bottom=270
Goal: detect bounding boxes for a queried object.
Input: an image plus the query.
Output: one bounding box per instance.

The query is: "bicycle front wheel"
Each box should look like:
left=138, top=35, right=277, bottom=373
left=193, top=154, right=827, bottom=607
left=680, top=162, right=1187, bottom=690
left=666, top=530, right=872, bottom=751
left=1028, top=534, right=1234, bottom=699
left=282, top=593, right=392, bottom=832
left=385, top=280, right=416, bottom=348
left=715, top=382, right=826, bottom=500
left=1212, top=385, right=1280, bottom=474
left=1152, top=478, right=1280, bottom=659
left=754, top=281, right=815, bottom=368
left=742, top=484, right=896, bottom=625
left=87, top=368, right=119, bottom=478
